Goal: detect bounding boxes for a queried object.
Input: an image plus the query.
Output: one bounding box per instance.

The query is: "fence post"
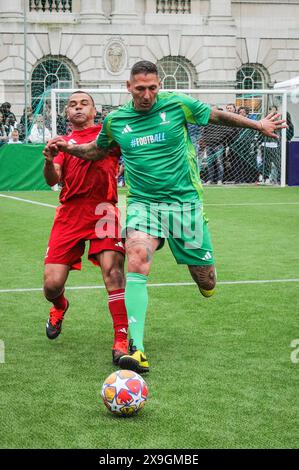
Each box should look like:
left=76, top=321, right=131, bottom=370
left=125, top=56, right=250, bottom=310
left=280, top=92, right=287, bottom=187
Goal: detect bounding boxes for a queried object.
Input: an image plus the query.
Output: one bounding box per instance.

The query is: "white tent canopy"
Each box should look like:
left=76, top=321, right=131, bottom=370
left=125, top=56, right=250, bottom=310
left=274, top=76, right=299, bottom=90
left=274, top=76, right=299, bottom=140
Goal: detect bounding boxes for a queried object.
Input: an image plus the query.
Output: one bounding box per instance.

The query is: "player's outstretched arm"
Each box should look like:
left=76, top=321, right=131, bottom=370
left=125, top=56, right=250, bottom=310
left=209, top=109, right=287, bottom=139
left=43, top=142, right=61, bottom=186
left=44, top=137, right=108, bottom=161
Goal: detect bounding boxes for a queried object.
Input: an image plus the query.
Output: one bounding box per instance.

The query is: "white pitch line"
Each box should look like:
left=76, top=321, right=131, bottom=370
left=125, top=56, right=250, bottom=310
left=0, top=194, right=56, bottom=208
left=1, top=278, right=299, bottom=293
left=1, top=193, right=299, bottom=209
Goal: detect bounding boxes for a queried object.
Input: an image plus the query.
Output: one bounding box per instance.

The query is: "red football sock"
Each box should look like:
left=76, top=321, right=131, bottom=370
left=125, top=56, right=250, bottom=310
left=51, top=292, right=68, bottom=311
left=108, top=289, right=128, bottom=343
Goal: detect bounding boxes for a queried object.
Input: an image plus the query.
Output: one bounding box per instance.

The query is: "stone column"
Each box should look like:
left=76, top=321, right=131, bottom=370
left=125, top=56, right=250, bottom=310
left=0, top=0, right=23, bottom=20
left=80, top=0, right=108, bottom=23
left=204, top=0, right=236, bottom=88
left=110, top=0, right=139, bottom=24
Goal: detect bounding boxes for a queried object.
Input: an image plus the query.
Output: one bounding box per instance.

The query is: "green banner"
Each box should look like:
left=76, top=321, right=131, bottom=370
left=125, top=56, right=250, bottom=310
left=0, top=144, right=50, bottom=190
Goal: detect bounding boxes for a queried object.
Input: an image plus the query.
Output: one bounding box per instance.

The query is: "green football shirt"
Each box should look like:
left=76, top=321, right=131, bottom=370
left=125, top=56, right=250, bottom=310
left=96, top=92, right=211, bottom=204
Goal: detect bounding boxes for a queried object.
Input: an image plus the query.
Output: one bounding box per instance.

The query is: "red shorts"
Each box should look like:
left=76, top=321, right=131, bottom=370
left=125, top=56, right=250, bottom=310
left=44, top=199, right=125, bottom=270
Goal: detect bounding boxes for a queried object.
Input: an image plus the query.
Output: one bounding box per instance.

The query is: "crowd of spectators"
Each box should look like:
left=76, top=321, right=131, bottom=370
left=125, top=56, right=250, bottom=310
left=0, top=101, right=50, bottom=145
left=0, top=102, right=18, bottom=147
left=0, top=100, right=125, bottom=187
left=0, top=100, right=99, bottom=145
left=0, top=99, right=294, bottom=186
left=195, top=103, right=294, bottom=185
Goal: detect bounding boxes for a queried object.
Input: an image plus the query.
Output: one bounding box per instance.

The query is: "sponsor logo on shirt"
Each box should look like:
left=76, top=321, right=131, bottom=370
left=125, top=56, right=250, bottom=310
left=130, top=133, right=166, bottom=147
left=159, top=112, right=170, bottom=125
left=115, top=241, right=124, bottom=249
left=118, top=328, right=128, bottom=334
left=201, top=251, right=212, bottom=261
left=69, top=139, right=77, bottom=144
left=121, top=125, right=133, bottom=134
left=128, top=316, right=137, bottom=324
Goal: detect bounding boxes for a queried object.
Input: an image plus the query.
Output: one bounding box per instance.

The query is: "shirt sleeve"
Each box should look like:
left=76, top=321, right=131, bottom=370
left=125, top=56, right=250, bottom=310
left=53, top=151, right=65, bottom=166
left=177, top=93, right=211, bottom=126
left=96, top=115, right=117, bottom=149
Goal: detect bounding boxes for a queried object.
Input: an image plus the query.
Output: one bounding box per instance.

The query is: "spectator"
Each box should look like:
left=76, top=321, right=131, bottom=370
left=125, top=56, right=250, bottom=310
left=238, top=106, right=249, bottom=118
left=226, top=103, right=237, bottom=114
left=4, top=113, right=17, bottom=136
left=19, top=106, right=34, bottom=141
left=1, top=102, right=17, bottom=138
left=260, top=106, right=280, bottom=184
left=8, top=129, right=22, bottom=144
left=0, top=102, right=16, bottom=123
left=285, top=111, right=294, bottom=184
left=223, top=103, right=239, bottom=182
left=101, top=109, right=110, bottom=120
left=286, top=111, right=294, bottom=142
left=94, top=110, right=102, bottom=125
left=199, top=121, right=225, bottom=184
left=28, top=114, right=51, bottom=144
left=56, top=113, right=68, bottom=135
left=227, top=107, right=259, bottom=183
left=57, top=105, right=71, bottom=135
left=0, top=111, right=8, bottom=146
left=44, top=102, right=52, bottom=131
left=187, top=123, right=202, bottom=153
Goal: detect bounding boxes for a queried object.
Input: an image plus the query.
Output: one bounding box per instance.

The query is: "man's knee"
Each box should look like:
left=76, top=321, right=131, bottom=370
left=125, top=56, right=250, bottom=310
left=43, top=275, right=64, bottom=300
left=102, top=266, right=125, bottom=290
left=126, top=246, right=153, bottom=276
left=43, top=266, right=68, bottom=300
left=96, top=251, right=125, bottom=290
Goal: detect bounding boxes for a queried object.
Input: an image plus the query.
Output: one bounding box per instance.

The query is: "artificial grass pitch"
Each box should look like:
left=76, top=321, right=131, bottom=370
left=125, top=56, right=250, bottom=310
left=0, top=186, right=299, bottom=449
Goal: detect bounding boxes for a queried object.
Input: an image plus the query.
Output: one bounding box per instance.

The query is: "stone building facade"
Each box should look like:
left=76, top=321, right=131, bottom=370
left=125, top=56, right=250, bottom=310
left=0, top=0, right=299, bottom=118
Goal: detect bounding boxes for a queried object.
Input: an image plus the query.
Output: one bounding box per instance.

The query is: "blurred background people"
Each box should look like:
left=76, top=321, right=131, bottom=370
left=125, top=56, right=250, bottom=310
left=28, top=114, right=51, bottom=144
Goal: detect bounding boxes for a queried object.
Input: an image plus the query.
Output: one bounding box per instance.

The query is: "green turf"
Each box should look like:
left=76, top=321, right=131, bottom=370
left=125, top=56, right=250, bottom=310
left=0, top=187, right=299, bottom=448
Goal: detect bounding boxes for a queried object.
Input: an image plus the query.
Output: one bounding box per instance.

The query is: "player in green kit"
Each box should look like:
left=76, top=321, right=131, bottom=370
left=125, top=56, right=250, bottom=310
left=46, top=61, right=286, bottom=373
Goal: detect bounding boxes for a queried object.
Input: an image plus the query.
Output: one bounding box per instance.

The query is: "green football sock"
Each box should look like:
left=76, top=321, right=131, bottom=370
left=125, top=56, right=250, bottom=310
left=125, top=272, right=148, bottom=352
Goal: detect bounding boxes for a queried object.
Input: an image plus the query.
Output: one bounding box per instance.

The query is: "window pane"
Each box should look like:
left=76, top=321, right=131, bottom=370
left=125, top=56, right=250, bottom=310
left=31, top=57, right=74, bottom=109
left=163, top=76, right=176, bottom=88
left=237, top=64, right=266, bottom=90
left=157, top=57, right=192, bottom=89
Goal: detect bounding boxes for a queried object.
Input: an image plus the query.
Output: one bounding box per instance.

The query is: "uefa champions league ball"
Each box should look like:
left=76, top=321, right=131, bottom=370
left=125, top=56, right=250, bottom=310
left=101, top=369, right=148, bottom=416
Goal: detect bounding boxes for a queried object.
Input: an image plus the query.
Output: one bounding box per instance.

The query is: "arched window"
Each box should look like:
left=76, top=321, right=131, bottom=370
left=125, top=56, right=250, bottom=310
left=157, top=56, right=195, bottom=89
left=31, top=57, right=74, bottom=111
left=237, top=64, right=269, bottom=90
left=236, top=64, right=270, bottom=117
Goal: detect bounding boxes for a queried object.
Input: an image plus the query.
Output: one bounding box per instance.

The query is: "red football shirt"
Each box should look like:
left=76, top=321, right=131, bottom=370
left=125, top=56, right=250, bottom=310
left=54, top=125, right=120, bottom=204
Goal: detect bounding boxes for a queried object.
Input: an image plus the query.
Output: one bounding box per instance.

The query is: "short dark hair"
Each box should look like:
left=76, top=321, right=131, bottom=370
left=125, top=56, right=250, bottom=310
left=130, top=61, right=158, bottom=78
left=226, top=103, right=236, bottom=111
left=238, top=106, right=248, bottom=114
left=68, top=91, right=95, bottom=107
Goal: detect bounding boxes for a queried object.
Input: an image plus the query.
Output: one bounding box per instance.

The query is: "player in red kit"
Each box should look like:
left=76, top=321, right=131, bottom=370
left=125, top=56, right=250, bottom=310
left=43, top=91, right=128, bottom=365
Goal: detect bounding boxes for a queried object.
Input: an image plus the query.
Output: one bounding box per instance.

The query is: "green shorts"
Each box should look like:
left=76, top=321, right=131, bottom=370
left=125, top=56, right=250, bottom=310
left=124, top=201, right=215, bottom=266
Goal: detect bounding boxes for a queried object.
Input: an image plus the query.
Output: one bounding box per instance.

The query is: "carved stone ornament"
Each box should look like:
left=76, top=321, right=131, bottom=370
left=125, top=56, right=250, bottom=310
left=104, top=40, right=127, bottom=75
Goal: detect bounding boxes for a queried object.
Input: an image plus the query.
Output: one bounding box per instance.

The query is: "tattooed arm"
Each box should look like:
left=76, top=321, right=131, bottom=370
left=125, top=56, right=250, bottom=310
left=209, top=109, right=287, bottom=139
left=43, top=137, right=108, bottom=162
